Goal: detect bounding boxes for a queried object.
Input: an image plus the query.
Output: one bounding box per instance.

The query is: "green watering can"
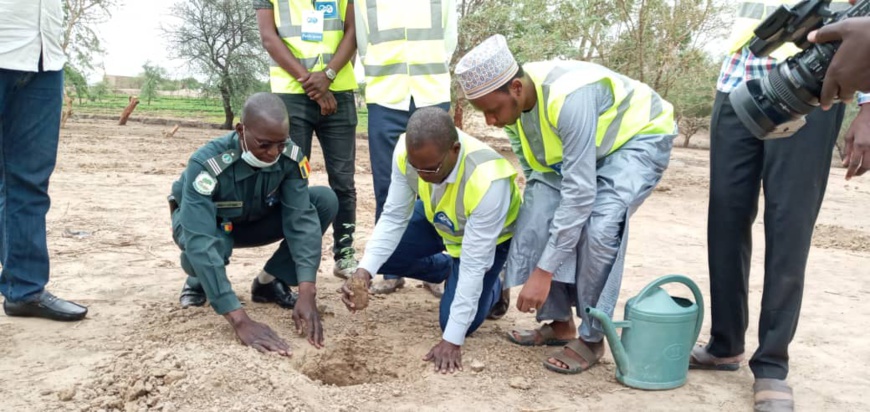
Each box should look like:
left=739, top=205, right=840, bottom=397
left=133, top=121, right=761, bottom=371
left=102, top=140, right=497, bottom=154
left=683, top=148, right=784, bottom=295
left=586, top=274, right=704, bottom=390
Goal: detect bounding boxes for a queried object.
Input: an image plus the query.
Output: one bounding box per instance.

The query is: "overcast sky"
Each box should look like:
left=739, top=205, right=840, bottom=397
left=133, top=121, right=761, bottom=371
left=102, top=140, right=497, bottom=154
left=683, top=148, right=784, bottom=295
left=91, top=0, right=187, bottom=82
left=93, top=1, right=727, bottom=84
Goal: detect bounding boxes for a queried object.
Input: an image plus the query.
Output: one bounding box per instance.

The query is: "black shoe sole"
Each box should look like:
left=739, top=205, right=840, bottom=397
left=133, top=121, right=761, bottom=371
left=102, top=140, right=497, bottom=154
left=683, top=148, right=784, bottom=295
left=251, top=295, right=296, bottom=309
left=251, top=295, right=273, bottom=304
left=3, top=306, right=87, bottom=322
left=179, top=299, right=207, bottom=309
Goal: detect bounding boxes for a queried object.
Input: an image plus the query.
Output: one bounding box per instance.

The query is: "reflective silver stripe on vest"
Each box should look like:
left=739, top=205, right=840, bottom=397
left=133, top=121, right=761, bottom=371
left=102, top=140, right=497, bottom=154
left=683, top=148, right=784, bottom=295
left=548, top=68, right=632, bottom=158
left=737, top=2, right=781, bottom=19
left=276, top=1, right=344, bottom=39
left=597, top=88, right=634, bottom=158
left=364, top=62, right=448, bottom=77
left=650, top=90, right=664, bottom=121
left=367, top=0, right=444, bottom=45
left=456, top=150, right=501, bottom=227
left=527, top=63, right=668, bottom=160
left=271, top=54, right=335, bottom=70
left=405, top=147, right=504, bottom=238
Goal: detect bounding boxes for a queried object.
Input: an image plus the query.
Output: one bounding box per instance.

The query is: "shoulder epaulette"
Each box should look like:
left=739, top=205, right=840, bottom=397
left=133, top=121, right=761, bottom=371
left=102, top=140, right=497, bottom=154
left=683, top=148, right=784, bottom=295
left=202, top=149, right=240, bottom=177
left=282, top=141, right=310, bottom=179
left=281, top=141, right=304, bottom=163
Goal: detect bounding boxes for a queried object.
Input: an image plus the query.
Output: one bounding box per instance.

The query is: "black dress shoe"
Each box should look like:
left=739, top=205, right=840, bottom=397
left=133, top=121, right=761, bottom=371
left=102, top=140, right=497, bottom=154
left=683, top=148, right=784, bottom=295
left=179, top=283, right=206, bottom=308
left=487, top=289, right=511, bottom=320
left=251, top=278, right=297, bottom=309
left=3, top=291, right=88, bottom=321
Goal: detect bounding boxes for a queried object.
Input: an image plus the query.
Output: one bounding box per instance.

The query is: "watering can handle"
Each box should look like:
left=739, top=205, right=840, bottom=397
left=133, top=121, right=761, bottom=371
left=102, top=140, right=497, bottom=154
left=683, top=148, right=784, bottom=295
left=635, top=274, right=705, bottom=342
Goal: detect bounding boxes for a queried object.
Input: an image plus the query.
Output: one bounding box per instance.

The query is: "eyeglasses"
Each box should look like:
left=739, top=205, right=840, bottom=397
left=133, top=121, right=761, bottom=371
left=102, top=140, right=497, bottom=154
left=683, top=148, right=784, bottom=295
left=409, top=151, right=449, bottom=175
left=243, top=126, right=290, bottom=151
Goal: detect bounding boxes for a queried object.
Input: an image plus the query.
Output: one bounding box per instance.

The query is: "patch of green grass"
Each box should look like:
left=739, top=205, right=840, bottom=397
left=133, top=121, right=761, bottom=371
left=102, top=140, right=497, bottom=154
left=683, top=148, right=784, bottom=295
left=76, top=93, right=370, bottom=132
left=76, top=94, right=227, bottom=123
left=356, top=105, right=368, bottom=134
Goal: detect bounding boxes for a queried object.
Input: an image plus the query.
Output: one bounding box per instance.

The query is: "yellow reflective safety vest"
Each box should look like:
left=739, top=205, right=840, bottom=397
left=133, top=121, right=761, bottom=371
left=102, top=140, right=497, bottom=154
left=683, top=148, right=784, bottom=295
left=357, top=0, right=451, bottom=105
left=396, top=131, right=521, bottom=257
left=269, top=0, right=357, bottom=93
left=726, top=0, right=852, bottom=60
left=509, top=61, right=675, bottom=174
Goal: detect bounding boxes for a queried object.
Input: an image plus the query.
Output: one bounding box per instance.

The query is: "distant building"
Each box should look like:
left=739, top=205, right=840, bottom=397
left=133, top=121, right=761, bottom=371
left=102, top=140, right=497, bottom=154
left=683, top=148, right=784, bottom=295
left=103, top=75, right=142, bottom=90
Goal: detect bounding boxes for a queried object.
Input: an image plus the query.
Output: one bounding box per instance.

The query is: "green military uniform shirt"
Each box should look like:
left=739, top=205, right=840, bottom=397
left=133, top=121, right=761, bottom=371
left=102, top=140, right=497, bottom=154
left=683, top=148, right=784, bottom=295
left=171, top=131, right=320, bottom=314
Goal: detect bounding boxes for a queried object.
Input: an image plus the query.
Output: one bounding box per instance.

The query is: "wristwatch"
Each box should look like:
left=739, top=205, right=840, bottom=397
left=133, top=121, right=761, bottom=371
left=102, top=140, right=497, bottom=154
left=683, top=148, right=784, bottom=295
left=324, top=67, right=337, bottom=82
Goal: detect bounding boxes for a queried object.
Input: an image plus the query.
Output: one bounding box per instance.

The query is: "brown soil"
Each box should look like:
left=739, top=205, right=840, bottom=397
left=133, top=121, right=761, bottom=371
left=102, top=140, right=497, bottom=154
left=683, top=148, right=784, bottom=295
left=1, top=118, right=869, bottom=411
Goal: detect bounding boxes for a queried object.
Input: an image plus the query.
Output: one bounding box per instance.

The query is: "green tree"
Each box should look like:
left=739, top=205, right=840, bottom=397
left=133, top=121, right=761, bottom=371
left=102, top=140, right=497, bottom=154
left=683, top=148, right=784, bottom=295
left=63, top=65, right=90, bottom=104
left=453, top=0, right=594, bottom=128
left=180, top=77, right=203, bottom=91
left=164, top=0, right=268, bottom=129
left=452, top=0, right=728, bottom=130
left=90, top=80, right=110, bottom=102
left=140, top=62, right=166, bottom=105
left=61, top=1, right=119, bottom=113
left=62, top=0, right=119, bottom=73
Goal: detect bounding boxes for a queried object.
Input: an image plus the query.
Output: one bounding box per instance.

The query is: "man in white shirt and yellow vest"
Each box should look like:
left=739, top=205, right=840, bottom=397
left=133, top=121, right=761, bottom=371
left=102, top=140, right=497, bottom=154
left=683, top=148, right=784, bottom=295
left=339, top=107, right=521, bottom=373
left=355, top=0, right=457, bottom=296
left=255, top=0, right=360, bottom=283
left=0, top=0, right=88, bottom=321
left=689, top=2, right=868, bottom=410
left=456, top=35, right=676, bottom=375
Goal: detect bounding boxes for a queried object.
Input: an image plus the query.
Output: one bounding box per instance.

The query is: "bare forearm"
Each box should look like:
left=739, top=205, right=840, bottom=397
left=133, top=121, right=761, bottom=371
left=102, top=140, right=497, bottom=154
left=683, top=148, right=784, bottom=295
left=327, top=6, right=357, bottom=73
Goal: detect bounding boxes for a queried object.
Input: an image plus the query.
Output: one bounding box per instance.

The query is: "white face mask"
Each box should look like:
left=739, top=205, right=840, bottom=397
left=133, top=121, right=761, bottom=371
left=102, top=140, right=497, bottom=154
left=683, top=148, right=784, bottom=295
left=240, top=128, right=280, bottom=168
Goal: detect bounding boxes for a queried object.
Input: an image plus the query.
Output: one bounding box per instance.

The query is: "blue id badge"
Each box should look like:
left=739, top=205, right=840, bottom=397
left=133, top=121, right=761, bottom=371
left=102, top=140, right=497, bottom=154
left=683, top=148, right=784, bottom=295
left=301, top=10, right=324, bottom=42
left=314, top=0, right=338, bottom=19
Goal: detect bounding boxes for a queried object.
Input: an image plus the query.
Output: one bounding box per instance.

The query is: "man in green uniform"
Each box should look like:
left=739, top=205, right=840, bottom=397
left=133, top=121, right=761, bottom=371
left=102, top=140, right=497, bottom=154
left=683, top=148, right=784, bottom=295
left=169, top=93, right=337, bottom=354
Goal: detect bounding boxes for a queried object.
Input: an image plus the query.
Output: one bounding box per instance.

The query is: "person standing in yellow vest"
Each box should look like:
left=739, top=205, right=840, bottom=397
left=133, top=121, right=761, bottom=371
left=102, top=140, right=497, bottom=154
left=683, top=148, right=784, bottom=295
left=456, top=35, right=676, bottom=375
left=254, top=0, right=360, bottom=281
left=339, top=108, right=521, bottom=373
left=688, top=2, right=868, bottom=411
left=355, top=0, right=457, bottom=296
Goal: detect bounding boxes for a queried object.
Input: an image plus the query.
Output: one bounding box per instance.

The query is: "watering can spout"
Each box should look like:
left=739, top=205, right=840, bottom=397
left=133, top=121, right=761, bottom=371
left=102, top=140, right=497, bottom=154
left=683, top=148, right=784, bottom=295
left=586, top=307, right=630, bottom=377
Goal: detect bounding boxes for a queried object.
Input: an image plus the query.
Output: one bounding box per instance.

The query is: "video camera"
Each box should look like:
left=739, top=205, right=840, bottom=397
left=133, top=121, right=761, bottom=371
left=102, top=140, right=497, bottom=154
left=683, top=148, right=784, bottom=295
left=729, top=0, right=870, bottom=139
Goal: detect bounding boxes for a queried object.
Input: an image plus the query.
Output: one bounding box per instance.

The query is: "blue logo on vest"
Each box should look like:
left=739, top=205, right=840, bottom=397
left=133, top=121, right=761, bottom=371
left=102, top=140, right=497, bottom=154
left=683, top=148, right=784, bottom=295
left=550, top=162, right=563, bottom=176
left=315, top=1, right=338, bottom=19
left=432, top=211, right=456, bottom=234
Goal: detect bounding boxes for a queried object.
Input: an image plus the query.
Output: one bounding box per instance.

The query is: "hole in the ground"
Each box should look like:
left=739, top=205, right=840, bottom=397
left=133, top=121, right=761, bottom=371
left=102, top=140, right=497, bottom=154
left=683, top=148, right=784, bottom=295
left=299, top=338, right=403, bottom=387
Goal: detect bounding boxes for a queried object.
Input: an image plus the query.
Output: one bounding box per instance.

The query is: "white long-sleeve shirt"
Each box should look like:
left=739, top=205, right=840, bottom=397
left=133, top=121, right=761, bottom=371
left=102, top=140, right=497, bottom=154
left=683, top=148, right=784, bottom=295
left=359, top=136, right=511, bottom=345
left=0, top=0, right=66, bottom=72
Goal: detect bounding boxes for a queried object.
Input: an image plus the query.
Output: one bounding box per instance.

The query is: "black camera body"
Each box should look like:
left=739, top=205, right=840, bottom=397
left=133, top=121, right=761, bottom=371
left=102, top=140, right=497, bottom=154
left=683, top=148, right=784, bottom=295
left=729, top=0, right=870, bottom=139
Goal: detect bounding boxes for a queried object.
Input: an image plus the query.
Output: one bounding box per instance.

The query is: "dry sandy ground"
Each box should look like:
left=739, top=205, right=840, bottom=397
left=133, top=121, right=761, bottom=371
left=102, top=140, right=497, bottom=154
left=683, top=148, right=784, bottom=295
left=1, top=118, right=869, bottom=412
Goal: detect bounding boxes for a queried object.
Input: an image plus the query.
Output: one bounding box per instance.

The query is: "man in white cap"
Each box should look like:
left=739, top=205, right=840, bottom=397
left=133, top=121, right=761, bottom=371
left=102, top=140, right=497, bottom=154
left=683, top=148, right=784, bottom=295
left=455, top=34, right=676, bottom=374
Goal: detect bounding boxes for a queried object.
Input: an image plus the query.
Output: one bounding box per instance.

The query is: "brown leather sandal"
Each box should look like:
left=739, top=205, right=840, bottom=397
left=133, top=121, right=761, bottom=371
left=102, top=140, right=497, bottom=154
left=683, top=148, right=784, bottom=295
left=689, top=344, right=743, bottom=371
left=753, top=379, right=794, bottom=412
left=542, top=339, right=601, bottom=375
left=507, top=324, right=573, bottom=347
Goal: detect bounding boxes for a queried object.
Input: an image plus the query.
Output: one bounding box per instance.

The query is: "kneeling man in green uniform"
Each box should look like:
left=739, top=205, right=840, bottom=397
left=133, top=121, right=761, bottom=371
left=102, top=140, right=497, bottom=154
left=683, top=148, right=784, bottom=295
left=169, top=92, right=337, bottom=355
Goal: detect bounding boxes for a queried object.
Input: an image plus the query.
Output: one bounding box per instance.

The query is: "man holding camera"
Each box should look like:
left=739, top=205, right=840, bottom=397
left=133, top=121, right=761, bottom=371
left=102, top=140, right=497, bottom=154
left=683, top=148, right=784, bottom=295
left=690, top=1, right=868, bottom=411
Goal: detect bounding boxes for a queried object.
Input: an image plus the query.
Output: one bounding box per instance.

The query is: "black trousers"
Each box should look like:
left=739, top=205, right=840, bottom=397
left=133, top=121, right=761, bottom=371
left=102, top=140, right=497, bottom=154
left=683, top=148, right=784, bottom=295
left=280, top=92, right=358, bottom=261
left=706, top=91, right=845, bottom=380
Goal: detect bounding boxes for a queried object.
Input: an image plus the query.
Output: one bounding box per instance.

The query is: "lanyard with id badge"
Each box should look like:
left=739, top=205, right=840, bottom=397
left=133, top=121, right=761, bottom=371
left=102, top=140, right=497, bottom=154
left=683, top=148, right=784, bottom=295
left=303, top=0, right=339, bottom=42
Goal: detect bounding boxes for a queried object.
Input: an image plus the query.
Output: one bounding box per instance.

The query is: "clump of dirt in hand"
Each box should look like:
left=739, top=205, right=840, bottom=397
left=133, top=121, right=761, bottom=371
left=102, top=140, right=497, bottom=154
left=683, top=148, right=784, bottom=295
left=350, top=276, right=369, bottom=310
